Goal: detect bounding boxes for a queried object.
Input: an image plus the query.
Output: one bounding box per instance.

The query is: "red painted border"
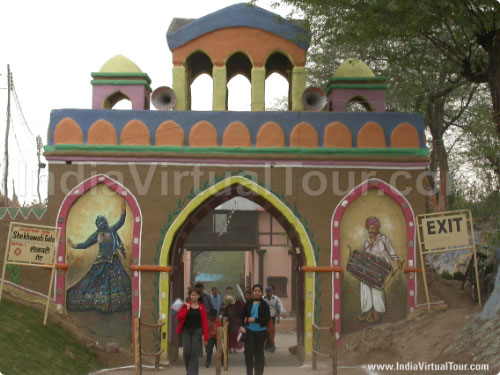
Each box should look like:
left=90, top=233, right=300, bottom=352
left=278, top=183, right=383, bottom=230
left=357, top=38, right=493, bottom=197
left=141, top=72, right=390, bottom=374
left=54, top=175, right=142, bottom=320
left=330, top=179, right=416, bottom=342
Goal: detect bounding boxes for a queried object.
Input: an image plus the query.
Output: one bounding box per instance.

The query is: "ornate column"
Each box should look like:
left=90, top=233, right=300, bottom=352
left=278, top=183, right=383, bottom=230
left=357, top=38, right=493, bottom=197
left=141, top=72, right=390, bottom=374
left=212, top=66, right=227, bottom=111
left=256, top=249, right=267, bottom=285
left=291, top=66, right=306, bottom=111
left=251, top=67, right=266, bottom=111
left=172, top=66, right=189, bottom=110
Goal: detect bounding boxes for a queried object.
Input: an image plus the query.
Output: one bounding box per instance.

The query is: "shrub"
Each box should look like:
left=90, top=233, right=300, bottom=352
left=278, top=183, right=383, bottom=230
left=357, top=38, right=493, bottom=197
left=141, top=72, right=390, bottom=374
left=442, top=270, right=454, bottom=280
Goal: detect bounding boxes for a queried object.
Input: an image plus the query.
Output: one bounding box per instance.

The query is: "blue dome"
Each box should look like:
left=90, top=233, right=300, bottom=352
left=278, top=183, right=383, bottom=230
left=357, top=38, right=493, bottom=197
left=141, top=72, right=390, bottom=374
left=167, top=3, right=311, bottom=51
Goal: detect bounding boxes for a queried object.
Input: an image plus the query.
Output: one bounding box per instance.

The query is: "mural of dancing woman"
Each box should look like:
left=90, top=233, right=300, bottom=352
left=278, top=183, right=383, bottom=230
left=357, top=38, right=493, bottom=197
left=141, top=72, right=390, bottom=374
left=66, top=200, right=132, bottom=313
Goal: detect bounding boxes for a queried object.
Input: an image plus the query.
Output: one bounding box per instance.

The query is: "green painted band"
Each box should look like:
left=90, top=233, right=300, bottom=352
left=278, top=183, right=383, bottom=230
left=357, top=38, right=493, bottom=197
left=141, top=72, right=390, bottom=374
left=45, top=144, right=428, bottom=157
left=327, top=84, right=387, bottom=92
left=90, top=80, right=152, bottom=91
left=91, top=72, right=152, bottom=84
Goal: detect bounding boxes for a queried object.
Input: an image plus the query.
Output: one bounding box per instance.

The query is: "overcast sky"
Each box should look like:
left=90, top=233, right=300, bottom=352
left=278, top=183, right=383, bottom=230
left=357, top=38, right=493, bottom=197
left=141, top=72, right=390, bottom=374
left=1, top=0, right=294, bottom=204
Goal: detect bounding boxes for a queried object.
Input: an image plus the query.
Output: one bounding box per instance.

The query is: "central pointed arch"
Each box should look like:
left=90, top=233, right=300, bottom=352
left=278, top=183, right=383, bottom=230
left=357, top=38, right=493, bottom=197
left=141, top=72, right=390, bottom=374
left=158, top=175, right=316, bottom=359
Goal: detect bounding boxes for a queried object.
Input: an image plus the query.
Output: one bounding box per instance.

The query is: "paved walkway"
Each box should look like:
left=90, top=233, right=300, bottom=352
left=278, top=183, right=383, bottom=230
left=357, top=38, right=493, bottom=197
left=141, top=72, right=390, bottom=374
left=90, top=332, right=369, bottom=375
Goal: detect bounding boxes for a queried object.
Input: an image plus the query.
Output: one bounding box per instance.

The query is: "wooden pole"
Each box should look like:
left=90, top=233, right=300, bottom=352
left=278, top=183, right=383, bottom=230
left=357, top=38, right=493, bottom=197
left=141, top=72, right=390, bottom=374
left=130, top=265, right=171, bottom=272
left=331, top=320, right=337, bottom=375
left=223, top=317, right=228, bottom=371
left=155, top=319, right=162, bottom=369
left=0, top=223, right=12, bottom=302
left=311, top=323, right=317, bottom=370
left=3, top=65, right=11, bottom=206
left=216, top=327, right=223, bottom=375
left=36, top=136, right=43, bottom=205
left=42, top=266, right=55, bottom=326
left=471, top=234, right=482, bottom=306
left=416, top=221, right=432, bottom=311
left=134, top=318, right=142, bottom=375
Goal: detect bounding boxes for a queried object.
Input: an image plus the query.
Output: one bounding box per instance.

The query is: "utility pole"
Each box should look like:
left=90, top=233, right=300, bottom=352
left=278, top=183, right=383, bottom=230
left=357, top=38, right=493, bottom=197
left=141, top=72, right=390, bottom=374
left=3, top=65, right=11, bottom=207
left=36, top=136, right=44, bottom=205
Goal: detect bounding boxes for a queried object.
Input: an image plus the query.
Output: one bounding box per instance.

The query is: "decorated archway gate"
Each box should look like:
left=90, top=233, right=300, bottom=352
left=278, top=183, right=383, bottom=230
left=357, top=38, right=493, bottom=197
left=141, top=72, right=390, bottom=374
left=9, top=3, right=431, bottom=363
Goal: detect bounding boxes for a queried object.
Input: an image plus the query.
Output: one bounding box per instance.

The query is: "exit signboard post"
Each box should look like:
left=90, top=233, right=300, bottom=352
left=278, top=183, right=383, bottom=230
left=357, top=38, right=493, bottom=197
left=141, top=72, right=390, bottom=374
left=0, top=222, right=61, bottom=325
left=416, top=210, right=479, bottom=309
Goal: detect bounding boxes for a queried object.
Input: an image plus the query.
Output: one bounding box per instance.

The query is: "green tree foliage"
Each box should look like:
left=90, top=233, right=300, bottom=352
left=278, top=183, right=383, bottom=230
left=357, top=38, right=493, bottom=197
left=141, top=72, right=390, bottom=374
left=267, top=0, right=499, bottom=210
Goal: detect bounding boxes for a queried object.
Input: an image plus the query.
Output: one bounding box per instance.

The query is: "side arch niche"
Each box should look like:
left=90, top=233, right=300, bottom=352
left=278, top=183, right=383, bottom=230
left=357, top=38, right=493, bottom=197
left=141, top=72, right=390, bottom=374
left=265, top=51, right=293, bottom=111
left=330, top=179, right=416, bottom=341
left=103, top=91, right=131, bottom=109
left=186, top=51, right=214, bottom=110
left=226, top=52, right=252, bottom=111
left=55, top=175, right=142, bottom=346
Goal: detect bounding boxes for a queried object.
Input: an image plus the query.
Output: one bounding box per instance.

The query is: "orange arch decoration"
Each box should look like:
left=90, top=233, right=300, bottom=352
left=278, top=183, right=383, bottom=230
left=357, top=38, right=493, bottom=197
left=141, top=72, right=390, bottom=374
left=155, top=121, right=185, bottom=146
left=53, top=118, right=83, bottom=145
left=256, top=122, right=285, bottom=147
left=88, top=119, right=118, bottom=145
left=172, top=28, right=306, bottom=68
left=323, top=122, right=352, bottom=148
left=222, top=122, right=252, bottom=147
left=120, top=120, right=150, bottom=145
left=290, top=122, right=318, bottom=148
left=189, top=121, right=218, bottom=147
left=391, top=122, right=420, bottom=148
left=357, top=121, right=386, bottom=148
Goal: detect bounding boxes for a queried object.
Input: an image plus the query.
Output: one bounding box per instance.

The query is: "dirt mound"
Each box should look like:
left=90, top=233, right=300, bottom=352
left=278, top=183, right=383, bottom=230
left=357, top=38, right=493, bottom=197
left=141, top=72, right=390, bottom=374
left=335, top=269, right=500, bottom=374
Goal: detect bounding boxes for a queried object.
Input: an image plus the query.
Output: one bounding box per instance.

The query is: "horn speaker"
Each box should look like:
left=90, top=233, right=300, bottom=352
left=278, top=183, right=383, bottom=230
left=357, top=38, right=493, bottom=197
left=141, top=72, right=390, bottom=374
left=152, top=86, right=176, bottom=110
left=301, top=87, right=326, bottom=112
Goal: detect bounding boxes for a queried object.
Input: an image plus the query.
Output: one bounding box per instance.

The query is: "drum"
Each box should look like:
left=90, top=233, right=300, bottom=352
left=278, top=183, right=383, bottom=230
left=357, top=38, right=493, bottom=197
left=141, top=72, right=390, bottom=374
left=346, top=250, right=392, bottom=289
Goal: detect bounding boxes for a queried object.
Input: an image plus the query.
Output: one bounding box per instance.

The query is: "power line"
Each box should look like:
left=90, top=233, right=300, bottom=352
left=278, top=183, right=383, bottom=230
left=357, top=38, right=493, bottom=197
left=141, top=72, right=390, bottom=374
left=11, top=80, right=35, bottom=138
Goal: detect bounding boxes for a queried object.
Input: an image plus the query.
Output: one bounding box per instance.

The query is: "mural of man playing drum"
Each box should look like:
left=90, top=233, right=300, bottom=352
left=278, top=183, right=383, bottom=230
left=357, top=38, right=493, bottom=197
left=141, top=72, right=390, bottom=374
left=357, top=217, right=403, bottom=323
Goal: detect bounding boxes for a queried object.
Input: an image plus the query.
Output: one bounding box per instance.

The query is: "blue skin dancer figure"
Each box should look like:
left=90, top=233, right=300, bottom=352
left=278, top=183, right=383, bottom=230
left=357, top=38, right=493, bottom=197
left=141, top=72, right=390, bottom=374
left=66, top=201, right=131, bottom=313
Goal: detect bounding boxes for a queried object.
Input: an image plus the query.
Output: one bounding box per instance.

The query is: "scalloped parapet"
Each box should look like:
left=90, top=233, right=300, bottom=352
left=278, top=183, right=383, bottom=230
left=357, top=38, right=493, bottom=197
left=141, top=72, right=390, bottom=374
left=48, top=109, right=426, bottom=153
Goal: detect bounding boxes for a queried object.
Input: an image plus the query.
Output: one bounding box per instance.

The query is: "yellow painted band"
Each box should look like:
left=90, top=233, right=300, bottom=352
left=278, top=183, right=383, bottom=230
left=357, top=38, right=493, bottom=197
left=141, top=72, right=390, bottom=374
left=158, top=176, right=316, bottom=359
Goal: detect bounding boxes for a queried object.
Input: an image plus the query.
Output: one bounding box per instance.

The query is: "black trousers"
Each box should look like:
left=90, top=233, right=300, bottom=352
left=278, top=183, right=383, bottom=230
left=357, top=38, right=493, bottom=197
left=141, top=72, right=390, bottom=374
left=244, top=329, right=267, bottom=375
left=206, top=337, right=216, bottom=363
left=182, top=327, right=202, bottom=375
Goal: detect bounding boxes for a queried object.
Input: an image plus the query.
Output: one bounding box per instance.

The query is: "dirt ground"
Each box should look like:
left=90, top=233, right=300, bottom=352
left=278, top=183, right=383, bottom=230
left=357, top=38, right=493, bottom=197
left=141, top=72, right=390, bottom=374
left=4, top=270, right=499, bottom=375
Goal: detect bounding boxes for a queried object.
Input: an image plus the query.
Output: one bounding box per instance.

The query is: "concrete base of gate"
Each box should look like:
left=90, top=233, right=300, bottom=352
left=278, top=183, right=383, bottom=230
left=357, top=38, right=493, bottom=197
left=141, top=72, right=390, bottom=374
left=90, top=331, right=370, bottom=375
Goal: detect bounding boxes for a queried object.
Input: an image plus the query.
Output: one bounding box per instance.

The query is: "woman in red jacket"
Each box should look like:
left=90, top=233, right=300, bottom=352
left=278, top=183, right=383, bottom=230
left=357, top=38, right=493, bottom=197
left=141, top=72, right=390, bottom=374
left=176, top=288, right=209, bottom=375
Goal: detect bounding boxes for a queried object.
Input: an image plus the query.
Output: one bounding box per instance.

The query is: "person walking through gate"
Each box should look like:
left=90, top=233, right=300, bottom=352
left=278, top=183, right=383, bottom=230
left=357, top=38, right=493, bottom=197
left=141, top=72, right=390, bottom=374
left=240, top=284, right=270, bottom=375
left=205, top=309, right=222, bottom=368
left=176, top=288, right=209, bottom=375
left=194, top=283, right=213, bottom=356
left=210, top=286, right=222, bottom=317
left=263, top=286, right=284, bottom=352
left=222, top=291, right=244, bottom=353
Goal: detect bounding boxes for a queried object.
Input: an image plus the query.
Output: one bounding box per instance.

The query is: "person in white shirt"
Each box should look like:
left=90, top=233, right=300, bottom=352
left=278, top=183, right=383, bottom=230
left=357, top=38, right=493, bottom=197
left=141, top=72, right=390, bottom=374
left=262, top=286, right=284, bottom=352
